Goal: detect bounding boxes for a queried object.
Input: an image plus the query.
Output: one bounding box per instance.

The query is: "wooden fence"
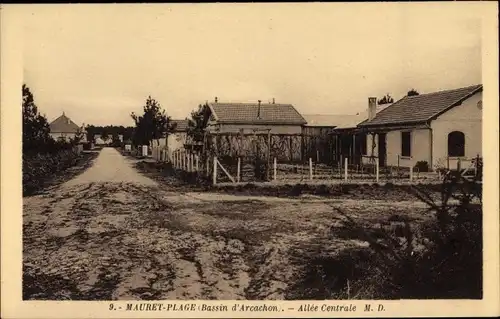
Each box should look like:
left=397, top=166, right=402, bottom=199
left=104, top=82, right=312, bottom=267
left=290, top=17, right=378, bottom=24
left=145, top=135, right=482, bottom=185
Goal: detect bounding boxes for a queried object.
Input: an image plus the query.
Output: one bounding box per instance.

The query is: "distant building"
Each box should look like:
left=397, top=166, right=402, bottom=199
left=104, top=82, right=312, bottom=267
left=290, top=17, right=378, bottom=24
left=150, top=119, right=190, bottom=156
left=167, top=119, right=189, bottom=153
left=203, top=98, right=307, bottom=134
left=49, top=112, right=85, bottom=143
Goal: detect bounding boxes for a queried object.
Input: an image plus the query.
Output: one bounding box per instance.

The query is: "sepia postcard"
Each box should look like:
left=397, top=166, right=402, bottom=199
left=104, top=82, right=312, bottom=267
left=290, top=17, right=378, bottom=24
left=1, top=2, right=499, bottom=318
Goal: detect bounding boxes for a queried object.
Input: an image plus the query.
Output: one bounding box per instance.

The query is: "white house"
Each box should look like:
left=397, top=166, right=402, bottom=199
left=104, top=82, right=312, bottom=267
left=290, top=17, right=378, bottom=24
left=357, top=84, right=482, bottom=171
left=150, top=119, right=190, bottom=158
left=49, top=112, right=86, bottom=143
left=167, top=119, right=189, bottom=153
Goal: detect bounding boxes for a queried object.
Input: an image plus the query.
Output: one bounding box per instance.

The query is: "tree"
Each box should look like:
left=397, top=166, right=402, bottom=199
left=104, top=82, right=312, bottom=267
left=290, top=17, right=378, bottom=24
left=130, top=96, right=173, bottom=146
left=22, top=84, right=52, bottom=153
left=407, top=89, right=420, bottom=96
left=187, top=103, right=210, bottom=143
left=69, top=124, right=85, bottom=145
left=101, top=131, right=109, bottom=142
left=378, top=94, right=394, bottom=105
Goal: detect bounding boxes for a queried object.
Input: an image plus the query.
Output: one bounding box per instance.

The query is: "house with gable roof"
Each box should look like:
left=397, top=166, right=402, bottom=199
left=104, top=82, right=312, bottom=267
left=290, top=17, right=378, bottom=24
left=357, top=84, right=483, bottom=170
left=49, top=112, right=86, bottom=143
left=204, top=98, right=307, bottom=134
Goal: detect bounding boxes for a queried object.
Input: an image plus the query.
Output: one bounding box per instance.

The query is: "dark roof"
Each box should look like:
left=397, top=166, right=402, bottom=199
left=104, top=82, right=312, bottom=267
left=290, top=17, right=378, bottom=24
left=49, top=113, right=80, bottom=133
left=170, top=119, right=189, bottom=132
left=207, top=102, right=307, bottom=125
left=358, top=84, right=482, bottom=127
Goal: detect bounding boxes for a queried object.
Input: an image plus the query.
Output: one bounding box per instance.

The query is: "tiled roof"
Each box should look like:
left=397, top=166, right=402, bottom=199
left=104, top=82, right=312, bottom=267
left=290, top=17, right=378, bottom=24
left=49, top=113, right=80, bottom=133
left=170, top=119, right=189, bottom=132
left=358, top=84, right=482, bottom=127
left=208, top=102, right=307, bottom=125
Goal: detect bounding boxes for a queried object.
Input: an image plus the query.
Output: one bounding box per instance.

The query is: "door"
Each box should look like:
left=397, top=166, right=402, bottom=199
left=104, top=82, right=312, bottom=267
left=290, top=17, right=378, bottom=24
left=378, top=133, right=387, bottom=167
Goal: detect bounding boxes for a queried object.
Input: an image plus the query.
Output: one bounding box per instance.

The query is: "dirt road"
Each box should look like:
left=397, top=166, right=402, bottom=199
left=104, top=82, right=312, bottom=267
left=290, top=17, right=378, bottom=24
left=23, top=147, right=430, bottom=300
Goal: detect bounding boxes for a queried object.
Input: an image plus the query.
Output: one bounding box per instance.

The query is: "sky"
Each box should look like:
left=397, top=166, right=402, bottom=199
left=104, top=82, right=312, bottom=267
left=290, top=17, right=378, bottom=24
left=21, top=3, right=483, bottom=126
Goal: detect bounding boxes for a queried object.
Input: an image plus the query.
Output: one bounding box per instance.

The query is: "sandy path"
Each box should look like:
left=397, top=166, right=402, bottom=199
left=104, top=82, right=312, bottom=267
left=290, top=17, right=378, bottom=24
left=23, top=147, right=431, bottom=300
left=63, top=147, right=157, bottom=187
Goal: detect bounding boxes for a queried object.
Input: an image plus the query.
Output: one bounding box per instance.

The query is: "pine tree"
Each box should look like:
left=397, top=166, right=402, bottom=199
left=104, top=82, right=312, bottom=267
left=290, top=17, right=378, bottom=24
left=130, top=96, right=173, bottom=146
left=187, top=103, right=210, bottom=143
left=22, top=84, right=51, bottom=153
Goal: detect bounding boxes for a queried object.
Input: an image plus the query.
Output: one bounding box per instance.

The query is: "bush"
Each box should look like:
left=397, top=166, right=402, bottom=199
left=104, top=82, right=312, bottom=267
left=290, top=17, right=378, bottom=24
left=23, top=149, right=81, bottom=195
left=253, top=157, right=268, bottom=181
left=414, top=160, right=430, bottom=172
left=295, top=171, right=482, bottom=299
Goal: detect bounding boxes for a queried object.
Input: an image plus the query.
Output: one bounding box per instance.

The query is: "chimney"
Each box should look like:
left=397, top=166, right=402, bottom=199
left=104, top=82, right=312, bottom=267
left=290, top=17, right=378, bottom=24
left=257, top=100, right=262, bottom=119
left=215, top=97, right=218, bottom=103
left=272, top=98, right=275, bottom=104
left=368, top=97, right=377, bottom=121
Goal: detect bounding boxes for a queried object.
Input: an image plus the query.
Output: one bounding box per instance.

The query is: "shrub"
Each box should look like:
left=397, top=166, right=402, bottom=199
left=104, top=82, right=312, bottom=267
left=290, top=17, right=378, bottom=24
left=414, top=160, right=430, bottom=172
left=23, top=148, right=81, bottom=195
left=339, top=171, right=482, bottom=299
left=253, top=157, right=268, bottom=181
left=293, top=171, right=482, bottom=299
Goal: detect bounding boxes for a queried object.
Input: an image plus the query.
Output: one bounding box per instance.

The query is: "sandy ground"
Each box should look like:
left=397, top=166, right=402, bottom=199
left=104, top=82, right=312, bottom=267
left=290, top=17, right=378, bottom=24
left=23, top=147, right=431, bottom=300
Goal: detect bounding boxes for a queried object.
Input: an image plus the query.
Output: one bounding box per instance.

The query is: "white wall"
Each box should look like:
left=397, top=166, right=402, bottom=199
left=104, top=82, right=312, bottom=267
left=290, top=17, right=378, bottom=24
left=167, top=132, right=187, bottom=154
left=431, top=91, right=482, bottom=170
left=207, top=123, right=302, bottom=134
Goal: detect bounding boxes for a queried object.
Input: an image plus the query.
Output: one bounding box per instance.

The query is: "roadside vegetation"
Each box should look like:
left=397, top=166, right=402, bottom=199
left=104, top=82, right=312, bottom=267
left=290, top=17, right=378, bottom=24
left=22, top=84, right=95, bottom=196
left=289, top=171, right=482, bottom=299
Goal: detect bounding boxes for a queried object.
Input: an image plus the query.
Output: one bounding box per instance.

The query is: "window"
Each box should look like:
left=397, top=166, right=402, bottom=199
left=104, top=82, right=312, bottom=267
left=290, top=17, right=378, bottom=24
left=448, top=131, right=465, bottom=157
left=401, top=131, right=411, bottom=157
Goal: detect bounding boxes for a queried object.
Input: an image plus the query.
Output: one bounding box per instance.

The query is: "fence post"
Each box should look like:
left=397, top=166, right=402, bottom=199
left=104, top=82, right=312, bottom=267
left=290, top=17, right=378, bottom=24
left=195, top=155, right=199, bottom=172
left=316, top=150, right=320, bottom=163
left=474, top=153, right=479, bottom=177
left=273, top=157, right=277, bottom=181
left=410, top=166, right=413, bottom=183
left=237, top=157, right=241, bottom=183
left=344, top=157, right=348, bottom=181
left=181, top=151, right=186, bottom=171
left=457, top=157, right=461, bottom=172
left=181, top=150, right=186, bottom=171
left=213, top=156, right=217, bottom=185
left=206, top=157, right=210, bottom=177
left=376, top=158, right=380, bottom=183
left=309, top=157, right=313, bottom=180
